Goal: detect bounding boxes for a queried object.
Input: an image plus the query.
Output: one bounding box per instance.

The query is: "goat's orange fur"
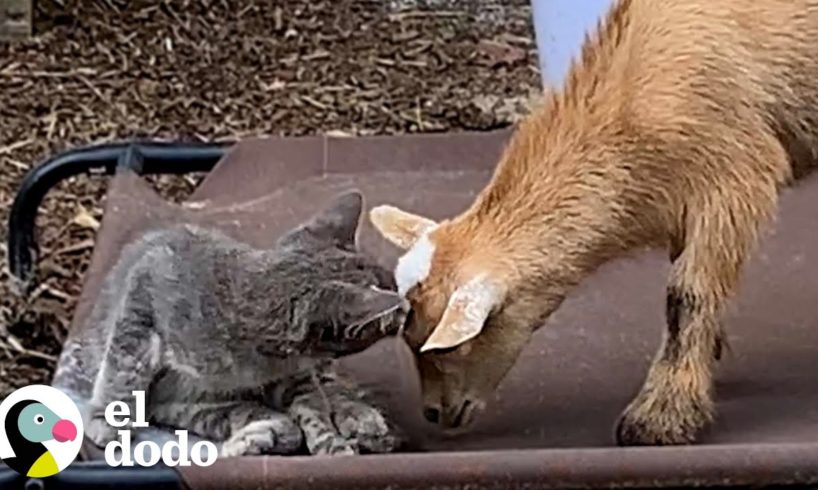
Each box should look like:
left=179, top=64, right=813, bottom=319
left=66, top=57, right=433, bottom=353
left=372, top=0, right=818, bottom=445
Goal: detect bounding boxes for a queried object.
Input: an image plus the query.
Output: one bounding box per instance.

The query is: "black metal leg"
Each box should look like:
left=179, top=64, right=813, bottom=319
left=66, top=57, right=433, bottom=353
left=6, top=140, right=230, bottom=292
left=0, top=462, right=185, bottom=489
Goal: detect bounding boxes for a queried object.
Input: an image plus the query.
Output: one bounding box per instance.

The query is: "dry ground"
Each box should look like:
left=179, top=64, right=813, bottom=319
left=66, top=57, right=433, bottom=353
left=0, top=0, right=541, bottom=396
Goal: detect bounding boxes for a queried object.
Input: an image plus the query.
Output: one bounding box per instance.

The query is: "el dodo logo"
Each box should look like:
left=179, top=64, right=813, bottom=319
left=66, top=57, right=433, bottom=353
left=0, top=385, right=82, bottom=477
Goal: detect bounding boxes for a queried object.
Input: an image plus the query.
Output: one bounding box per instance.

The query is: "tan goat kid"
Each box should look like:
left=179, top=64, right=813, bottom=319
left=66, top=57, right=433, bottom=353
left=370, top=0, right=818, bottom=446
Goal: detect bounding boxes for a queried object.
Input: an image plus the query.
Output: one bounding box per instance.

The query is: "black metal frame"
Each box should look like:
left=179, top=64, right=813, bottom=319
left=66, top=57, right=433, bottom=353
left=0, top=462, right=184, bottom=489
left=6, top=141, right=230, bottom=291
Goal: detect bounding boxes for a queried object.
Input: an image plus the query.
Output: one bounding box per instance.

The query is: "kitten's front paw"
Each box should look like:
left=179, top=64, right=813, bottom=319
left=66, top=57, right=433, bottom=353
left=85, top=414, right=118, bottom=448
left=311, top=438, right=357, bottom=456
left=221, top=419, right=303, bottom=458
left=333, top=402, right=403, bottom=454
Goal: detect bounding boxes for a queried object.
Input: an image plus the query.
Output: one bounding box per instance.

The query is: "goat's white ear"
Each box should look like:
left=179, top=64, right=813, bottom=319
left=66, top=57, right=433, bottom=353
left=420, top=276, right=504, bottom=352
left=369, top=205, right=437, bottom=250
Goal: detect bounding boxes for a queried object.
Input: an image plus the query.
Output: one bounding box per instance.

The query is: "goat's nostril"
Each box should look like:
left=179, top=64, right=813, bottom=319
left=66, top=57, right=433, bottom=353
left=452, top=399, right=474, bottom=428
left=423, top=407, right=441, bottom=424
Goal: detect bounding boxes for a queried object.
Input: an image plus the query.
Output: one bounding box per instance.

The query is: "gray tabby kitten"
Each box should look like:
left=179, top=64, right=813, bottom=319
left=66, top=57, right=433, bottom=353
left=52, top=191, right=407, bottom=457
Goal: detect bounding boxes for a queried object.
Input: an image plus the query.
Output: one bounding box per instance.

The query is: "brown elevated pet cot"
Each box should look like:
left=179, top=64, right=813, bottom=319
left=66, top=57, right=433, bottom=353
left=5, top=130, right=818, bottom=489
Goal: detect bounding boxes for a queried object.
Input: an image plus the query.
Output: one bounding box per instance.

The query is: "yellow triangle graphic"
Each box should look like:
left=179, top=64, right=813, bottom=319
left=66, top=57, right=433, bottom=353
left=27, top=451, right=60, bottom=478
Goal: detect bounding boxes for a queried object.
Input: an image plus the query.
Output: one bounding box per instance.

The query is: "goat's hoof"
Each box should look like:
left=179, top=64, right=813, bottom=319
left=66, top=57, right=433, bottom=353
left=614, top=396, right=710, bottom=446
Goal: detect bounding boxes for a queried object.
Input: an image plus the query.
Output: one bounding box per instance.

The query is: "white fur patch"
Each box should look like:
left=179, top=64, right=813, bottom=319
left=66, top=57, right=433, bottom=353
left=395, top=231, right=436, bottom=296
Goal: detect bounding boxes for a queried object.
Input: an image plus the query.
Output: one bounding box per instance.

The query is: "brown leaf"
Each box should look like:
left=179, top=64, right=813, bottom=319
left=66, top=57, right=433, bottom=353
left=71, top=205, right=101, bottom=230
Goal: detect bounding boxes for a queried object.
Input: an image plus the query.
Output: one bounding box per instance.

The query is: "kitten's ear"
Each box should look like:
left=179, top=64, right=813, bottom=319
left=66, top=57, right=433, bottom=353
left=280, top=191, right=363, bottom=247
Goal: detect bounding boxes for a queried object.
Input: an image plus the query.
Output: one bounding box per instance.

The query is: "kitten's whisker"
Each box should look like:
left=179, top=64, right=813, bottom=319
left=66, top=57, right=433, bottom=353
left=347, top=322, right=366, bottom=340
left=395, top=303, right=411, bottom=338
left=348, top=303, right=404, bottom=338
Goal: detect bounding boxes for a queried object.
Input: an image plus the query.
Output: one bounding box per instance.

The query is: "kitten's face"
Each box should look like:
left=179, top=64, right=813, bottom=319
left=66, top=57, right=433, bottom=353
left=275, top=191, right=407, bottom=357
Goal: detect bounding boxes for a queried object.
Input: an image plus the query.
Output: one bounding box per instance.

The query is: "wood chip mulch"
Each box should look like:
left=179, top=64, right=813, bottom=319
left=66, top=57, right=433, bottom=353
left=0, top=0, right=542, bottom=397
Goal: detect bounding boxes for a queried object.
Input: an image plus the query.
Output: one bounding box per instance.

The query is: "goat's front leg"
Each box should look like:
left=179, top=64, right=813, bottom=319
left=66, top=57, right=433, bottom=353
left=616, top=176, right=778, bottom=446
